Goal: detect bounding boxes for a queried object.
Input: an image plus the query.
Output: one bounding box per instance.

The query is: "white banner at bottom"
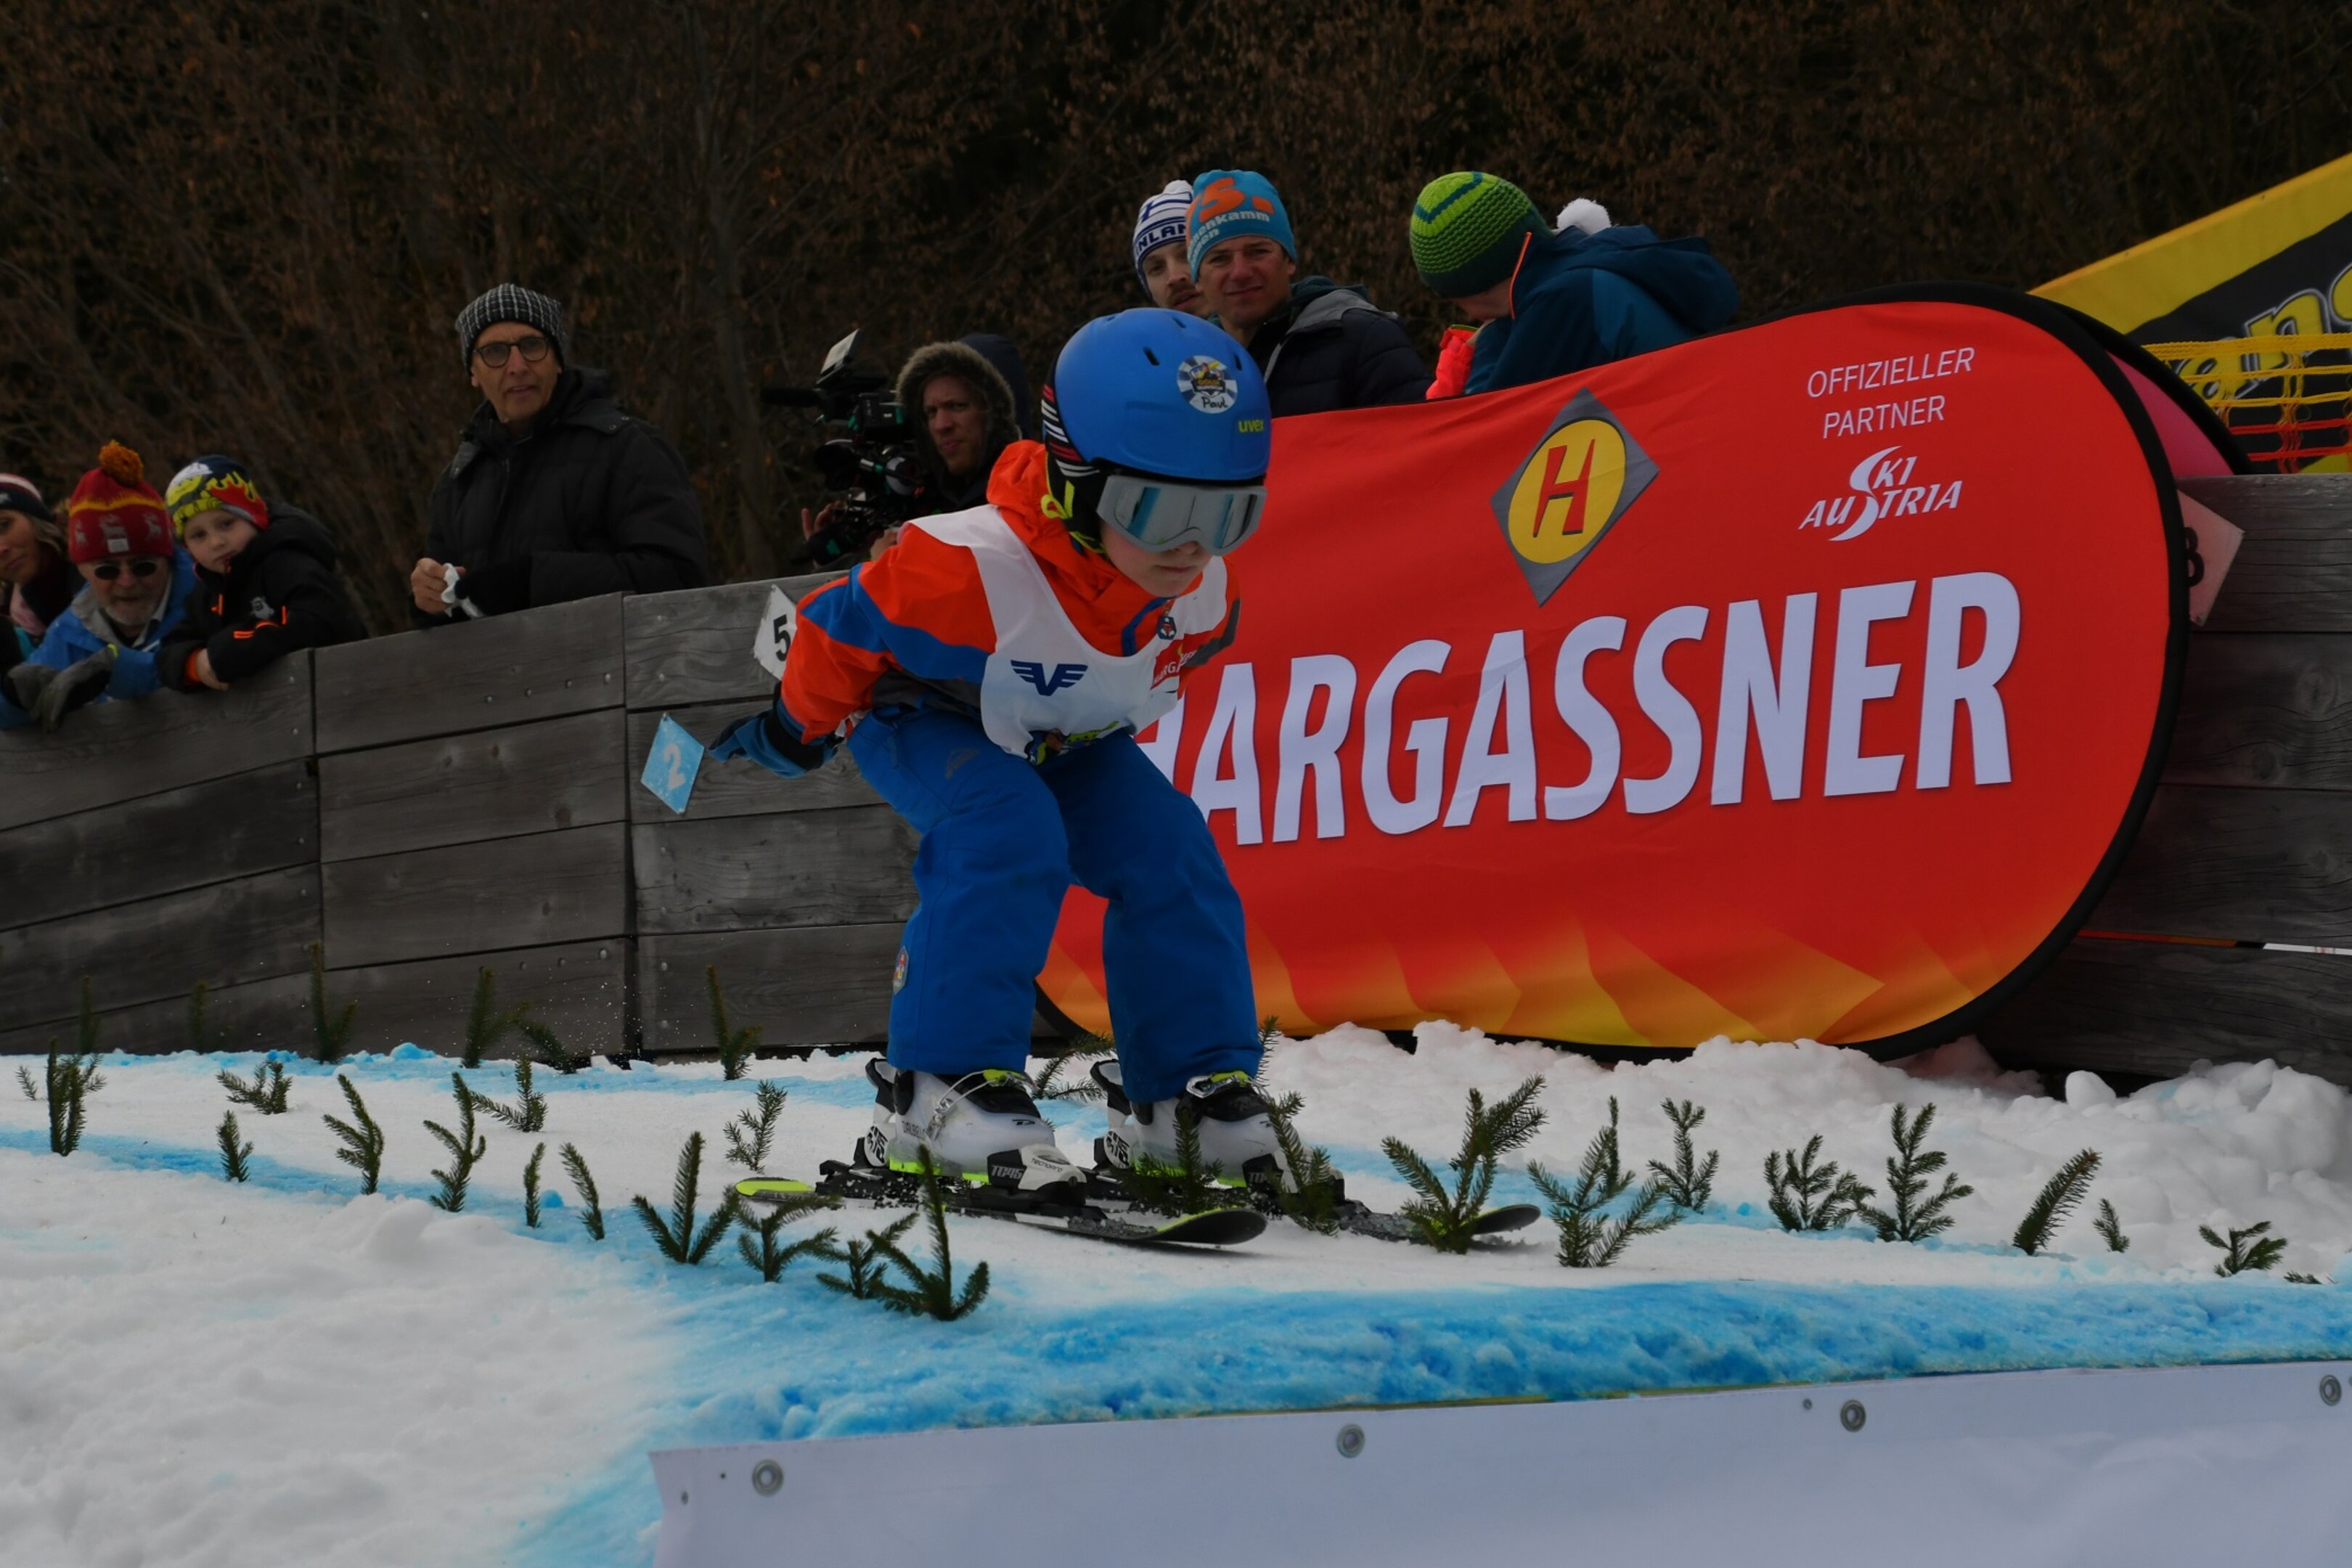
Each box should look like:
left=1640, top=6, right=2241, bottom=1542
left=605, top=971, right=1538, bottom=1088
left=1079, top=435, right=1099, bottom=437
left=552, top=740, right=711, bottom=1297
left=652, top=1359, right=2352, bottom=1567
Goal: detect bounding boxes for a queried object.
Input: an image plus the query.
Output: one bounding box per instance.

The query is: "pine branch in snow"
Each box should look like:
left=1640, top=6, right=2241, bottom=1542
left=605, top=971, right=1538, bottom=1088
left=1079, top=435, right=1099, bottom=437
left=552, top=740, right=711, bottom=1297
left=1530, top=1099, right=1680, bottom=1268
left=1262, top=1087, right=1343, bottom=1233
left=523, top=1142, right=547, bottom=1228
left=738, top=1198, right=838, bottom=1282
left=705, top=966, right=761, bottom=1081
left=308, top=944, right=356, bottom=1062
left=2012, top=1149, right=2101, bottom=1256
left=217, top=1110, right=253, bottom=1182
left=2200, top=1220, right=2288, bottom=1276
left=516, top=1017, right=586, bottom=1074
left=817, top=1214, right=916, bottom=1299
left=723, top=1082, right=788, bottom=1174
left=632, top=1131, right=736, bottom=1263
left=1032, top=1031, right=1116, bottom=1101
left=1855, top=1104, right=1972, bottom=1243
left=470, top=1058, right=547, bottom=1132
left=32, top=1037, right=105, bottom=1156
left=460, top=967, right=534, bottom=1069
left=1382, top=1075, right=1546, bottom=1252
left=322, top=1074, right=385, bottom=1195
left=1763, top=1135, right=1871, bottom=1230
left=870, top=1148, right=992, bottom=1319
left=15, top=1064, right=33, bottom=1102
left=2094, top=1199, right=2130, bottom=1252
left=218, top=1058, right=292, bottom=1114
left=423, top=1073, right=487, bottom=1212
left=559, top=1143, right=605, bottom=1239
left=1646, top=1098, right=1719, bottom=1212
left=2284, top=1270, right=2329, bottom=1284
left=1119, top=1104, right=1228, bottom=1217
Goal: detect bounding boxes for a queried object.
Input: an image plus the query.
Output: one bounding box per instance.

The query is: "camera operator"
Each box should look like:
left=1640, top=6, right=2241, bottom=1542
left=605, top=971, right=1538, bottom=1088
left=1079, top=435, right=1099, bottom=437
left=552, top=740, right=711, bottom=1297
left=800, top=333, right=1030, bottom=561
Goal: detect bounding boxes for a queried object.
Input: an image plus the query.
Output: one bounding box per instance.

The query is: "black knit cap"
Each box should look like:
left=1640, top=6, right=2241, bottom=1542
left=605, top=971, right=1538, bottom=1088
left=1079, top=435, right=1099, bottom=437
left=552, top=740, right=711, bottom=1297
left=454, top=284, right=568, bottom=365
left=0, top=473, right=50, bottom=520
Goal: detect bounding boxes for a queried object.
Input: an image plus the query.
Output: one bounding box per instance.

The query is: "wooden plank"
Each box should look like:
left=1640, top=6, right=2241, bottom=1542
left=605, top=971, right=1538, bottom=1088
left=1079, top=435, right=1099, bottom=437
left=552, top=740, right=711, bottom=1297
left=319, top=709, right=625, bottom=862
left=2163, top=633, right=2352, bottom=791
left=321, top=822, right=626, bottom=968
left=1978, top=937, right=2352, bottom=1088
left=0, top=970, right=312, bottom=1058
left=314, top=594, right=624, bottom=754
left=2186, top=474, right=2352, bottom=633
left=0, top=865, right=319, bottom=1032
left=637, top=926, right=900, bottom=1050
left=624, top=572, right=845, bottom=709
left=0, top=654, right=311, bottom=833
left=327, top=939, right=632, bottom=1061
left=0, top=759, right=316, bottom=930
left=631, top=807, right=917, bottom=935
left=625, top=701, right=883, bottom=822
left=2088, top=783, right=2352, bottom=944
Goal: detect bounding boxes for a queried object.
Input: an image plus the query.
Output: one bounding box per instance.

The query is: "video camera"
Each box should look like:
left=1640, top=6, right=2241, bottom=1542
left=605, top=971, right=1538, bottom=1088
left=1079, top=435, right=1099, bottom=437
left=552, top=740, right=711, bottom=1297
left=763, top=330, right=934, bottom=568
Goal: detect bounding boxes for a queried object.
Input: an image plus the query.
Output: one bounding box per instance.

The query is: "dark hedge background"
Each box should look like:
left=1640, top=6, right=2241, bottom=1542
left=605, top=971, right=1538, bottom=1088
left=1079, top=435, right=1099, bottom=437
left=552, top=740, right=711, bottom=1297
left=4, top=1, right=2347, bottom=627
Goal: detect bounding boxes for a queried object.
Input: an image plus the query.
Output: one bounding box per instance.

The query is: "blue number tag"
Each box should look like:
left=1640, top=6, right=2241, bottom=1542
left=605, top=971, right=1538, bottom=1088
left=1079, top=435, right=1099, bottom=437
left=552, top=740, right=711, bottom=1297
left=640, top=714, right=706, bottom=815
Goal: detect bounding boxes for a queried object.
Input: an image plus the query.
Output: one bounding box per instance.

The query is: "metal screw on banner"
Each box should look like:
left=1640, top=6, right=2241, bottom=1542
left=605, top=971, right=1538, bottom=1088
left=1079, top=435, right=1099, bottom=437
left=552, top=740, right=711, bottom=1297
left=752, top=1459, right=785, bottom=1495
left=2322, top=1376, right=2342, bottom=1408
left=1840, top=1400, right=1867, bottom=1432
left=1335, top=1423, right=1366, bottom=1458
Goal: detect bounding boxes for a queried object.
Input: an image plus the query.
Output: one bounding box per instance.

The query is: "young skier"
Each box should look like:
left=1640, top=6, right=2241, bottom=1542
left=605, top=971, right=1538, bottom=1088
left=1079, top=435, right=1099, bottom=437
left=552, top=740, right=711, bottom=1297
left=715, top=308, right=1283, bottom=1195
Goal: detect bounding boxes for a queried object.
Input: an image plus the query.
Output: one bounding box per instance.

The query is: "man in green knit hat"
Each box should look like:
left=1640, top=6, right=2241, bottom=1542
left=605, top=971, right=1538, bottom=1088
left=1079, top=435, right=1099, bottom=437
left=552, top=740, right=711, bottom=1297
left=1410, top=172, right=1738, bottom=396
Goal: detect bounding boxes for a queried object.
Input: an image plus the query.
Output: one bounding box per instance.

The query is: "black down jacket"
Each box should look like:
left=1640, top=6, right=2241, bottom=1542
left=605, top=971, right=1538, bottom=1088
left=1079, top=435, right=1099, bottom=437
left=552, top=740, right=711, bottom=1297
left=1246, top=277, right=1432, bottom=417
left=418, top=367, right=710, bottom=626
left=157, top=504, right=367, bottom=689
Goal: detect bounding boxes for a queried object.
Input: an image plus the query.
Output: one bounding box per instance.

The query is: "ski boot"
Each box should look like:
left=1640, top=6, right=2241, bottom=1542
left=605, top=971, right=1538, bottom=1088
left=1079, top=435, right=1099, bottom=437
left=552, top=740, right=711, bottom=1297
left=1090, top=1061, right=1293, bottom=1199
left=859, top=1058, right=1084, bottom=1193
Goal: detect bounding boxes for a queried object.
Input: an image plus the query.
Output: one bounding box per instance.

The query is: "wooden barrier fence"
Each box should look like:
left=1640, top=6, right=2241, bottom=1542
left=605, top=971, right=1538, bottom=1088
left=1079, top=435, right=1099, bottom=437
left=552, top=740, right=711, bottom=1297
left=3, top=473, right=2349, bottom=1082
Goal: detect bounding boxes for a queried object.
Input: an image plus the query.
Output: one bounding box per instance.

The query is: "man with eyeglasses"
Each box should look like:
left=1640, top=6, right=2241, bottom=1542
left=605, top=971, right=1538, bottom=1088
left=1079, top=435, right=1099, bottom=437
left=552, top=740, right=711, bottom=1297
left=0, top=441, right=196, bottom=731
left=710, top=309, right=1297, bottom=1193
left=410, top=284, right=709, bottom=626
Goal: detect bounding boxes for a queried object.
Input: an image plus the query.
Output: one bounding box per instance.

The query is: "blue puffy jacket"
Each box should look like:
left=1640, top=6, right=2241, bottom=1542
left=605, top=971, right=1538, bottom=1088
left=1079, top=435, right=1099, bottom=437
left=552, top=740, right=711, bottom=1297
left=1465, top=226, right=1739, bottom=396
left=0, top=552, right=197, bottom=730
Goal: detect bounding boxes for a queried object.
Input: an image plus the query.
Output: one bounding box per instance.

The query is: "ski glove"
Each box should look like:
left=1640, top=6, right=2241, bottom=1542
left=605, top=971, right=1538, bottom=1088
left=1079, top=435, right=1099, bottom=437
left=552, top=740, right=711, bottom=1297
left=709, top=701, right=837, bottom=778
left=31, top=645, right=117, bottom=731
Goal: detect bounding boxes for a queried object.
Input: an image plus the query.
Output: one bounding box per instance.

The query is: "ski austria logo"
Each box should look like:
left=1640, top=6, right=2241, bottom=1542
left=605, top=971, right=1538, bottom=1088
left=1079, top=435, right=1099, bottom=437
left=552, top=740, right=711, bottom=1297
left=1177, top=355, right=1237, bottom=413
left=1803, top=446, right=1962, bottom=542
left=1487, top=388, right=1658, bottom=605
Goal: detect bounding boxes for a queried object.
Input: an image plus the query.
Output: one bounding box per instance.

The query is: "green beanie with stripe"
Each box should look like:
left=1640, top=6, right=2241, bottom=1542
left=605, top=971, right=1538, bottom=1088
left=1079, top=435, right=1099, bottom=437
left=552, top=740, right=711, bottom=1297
left=1410, top=172, right=1545, bottom=298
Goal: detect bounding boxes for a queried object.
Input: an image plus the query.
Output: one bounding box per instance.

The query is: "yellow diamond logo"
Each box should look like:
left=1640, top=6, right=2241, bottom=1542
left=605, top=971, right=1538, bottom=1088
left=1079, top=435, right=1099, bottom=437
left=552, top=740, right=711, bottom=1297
left=1489, top=389, right=1656, bottom=605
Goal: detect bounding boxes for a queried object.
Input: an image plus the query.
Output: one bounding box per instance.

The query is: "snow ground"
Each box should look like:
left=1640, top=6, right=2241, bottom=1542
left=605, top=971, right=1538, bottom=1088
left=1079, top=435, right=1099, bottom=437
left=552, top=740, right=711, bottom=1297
left=6, top=1026, right=2352, bottom=1566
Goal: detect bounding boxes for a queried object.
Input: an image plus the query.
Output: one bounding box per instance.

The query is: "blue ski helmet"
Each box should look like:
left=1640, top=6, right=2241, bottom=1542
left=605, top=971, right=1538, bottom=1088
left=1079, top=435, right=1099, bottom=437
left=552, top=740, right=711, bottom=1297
left=1045, top=309, right=1270, bottom=483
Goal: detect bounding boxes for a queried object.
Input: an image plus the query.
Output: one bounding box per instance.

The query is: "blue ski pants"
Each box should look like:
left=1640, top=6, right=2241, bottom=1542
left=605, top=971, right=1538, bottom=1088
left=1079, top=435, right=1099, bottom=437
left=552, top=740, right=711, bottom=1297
left=847, top=707, right=1260, bottom=1103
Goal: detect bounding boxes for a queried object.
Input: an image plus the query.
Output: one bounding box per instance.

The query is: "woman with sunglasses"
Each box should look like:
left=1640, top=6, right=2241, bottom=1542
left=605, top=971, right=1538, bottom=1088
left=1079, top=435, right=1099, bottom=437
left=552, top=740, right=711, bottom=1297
left=0, top=442, right=195, bottom=731
left=711, top=308, right=1298, bottom=1198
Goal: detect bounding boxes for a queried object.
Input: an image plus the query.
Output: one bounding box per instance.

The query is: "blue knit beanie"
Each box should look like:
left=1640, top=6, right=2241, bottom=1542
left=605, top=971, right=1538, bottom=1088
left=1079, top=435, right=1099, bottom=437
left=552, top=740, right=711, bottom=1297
left=1186, top=170, right=1295, bottom=280
left=1132, top=179, right=1193, bottom=287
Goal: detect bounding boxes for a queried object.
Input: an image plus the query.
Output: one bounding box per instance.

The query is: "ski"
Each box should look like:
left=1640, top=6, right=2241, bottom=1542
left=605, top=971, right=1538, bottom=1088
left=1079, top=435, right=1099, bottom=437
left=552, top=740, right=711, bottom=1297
left=732, top=1167, right=1267, bottom=1249
left=1083, top=1148, right=1541, bottom=1246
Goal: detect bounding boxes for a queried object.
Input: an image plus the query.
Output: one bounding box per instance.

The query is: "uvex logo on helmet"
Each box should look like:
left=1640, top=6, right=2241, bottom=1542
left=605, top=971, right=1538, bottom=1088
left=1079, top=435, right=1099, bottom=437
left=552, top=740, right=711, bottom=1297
left=1488, top=389, right=1657, bottom=606
left=1802, top=446, right=1963, bottom=542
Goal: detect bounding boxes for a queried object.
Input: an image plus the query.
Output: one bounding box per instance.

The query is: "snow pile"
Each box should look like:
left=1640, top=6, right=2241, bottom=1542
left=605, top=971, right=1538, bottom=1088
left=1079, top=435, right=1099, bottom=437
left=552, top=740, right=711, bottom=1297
left=6, top=1027, right=2352, bottom=1567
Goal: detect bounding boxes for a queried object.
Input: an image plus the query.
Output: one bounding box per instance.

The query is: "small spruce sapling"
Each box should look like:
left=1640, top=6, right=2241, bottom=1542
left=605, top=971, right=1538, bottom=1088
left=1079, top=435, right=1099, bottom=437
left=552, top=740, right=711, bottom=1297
left=461, top=967, right=531, bottom=1069
left=1855, top=1104, right=1974, bottom=1244
left=870, top=1148, right=991, bottom=1319
left=218, top=1058, right=292, bottom=1114
left=322, top=1074, right=385, bottom=1195
left=308, top=943, right=357, bottom=1062
left=218, top=1110, right=253, bottom=1181
left=1528, top=1098, right=1680, bottom=1268
left=470, top=1057, right=547, bottom=1132
left=2094, top=1199, right=2130, bottom=1253
left=1032, top=1031, right=1117, bottom=1101
left=723, top=1082, right=788, bottom=1174
left=423, top=1072, right=488, bottom=1212
left=1117, top=1106, right=1226, bottom=1217
left=2012, top=1149, right=2102, bottom=1256
left=560, top=1143, right=606, bottom=1239
left=1646, top=1098, right=1720, bottom=1213
left=518, top=1016, right=587, bottom=1074
left=1262, top=1089, right=1344, bottom=1233
left=1382, top=1075, right=1546, bottom=1252
left=817, top=1214, right=918, bottom=1299
left=1763, top=1135, right=1872, bottom=1231
left=523, top=1142, right=547, bottom=1227
left=25, top=1037, right=105, bottom=1156
left=187, top=981, right=233, bottom=1052
left=632, top=1131, right=738, bottom=1264
left=2200, top=1220, right=2288, bottom=1276
left=738, top=1190, right=840, bottom=1282
left=706, top=966, right=761, bottom=1080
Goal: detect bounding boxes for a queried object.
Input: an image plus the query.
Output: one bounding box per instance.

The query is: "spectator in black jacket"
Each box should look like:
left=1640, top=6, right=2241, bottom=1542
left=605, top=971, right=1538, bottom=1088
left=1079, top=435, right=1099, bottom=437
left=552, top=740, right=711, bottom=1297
left=1188, top=169, right=1430, bottom=416
left=157, top=456, right=366, bottom=692
left=410, top=285, right=709, bottom=625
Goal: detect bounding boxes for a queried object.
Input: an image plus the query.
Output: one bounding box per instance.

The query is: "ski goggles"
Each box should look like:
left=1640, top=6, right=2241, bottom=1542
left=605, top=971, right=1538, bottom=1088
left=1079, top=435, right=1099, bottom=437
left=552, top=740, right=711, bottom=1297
left=1096, top=471, right=1267, bottom=555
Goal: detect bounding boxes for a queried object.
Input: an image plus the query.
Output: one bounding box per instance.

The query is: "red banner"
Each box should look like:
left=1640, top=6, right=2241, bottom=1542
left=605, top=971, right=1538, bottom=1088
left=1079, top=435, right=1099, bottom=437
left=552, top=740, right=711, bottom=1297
left=1044, top=289, right=2186, bottom=1054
